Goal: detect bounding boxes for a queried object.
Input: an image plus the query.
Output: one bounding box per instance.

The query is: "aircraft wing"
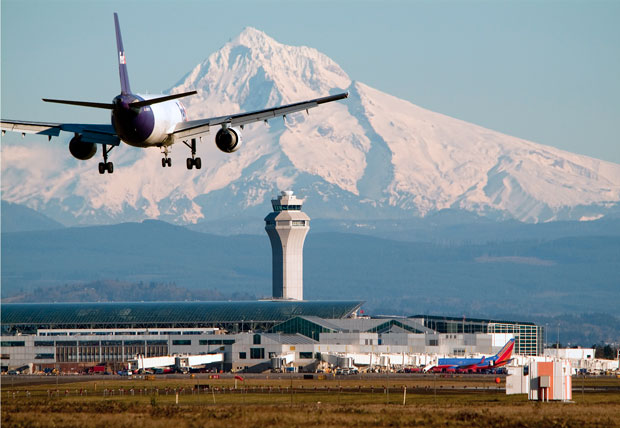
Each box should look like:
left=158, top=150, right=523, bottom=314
left=1, top=120, right=120, bottom=146
left=171, top=92, right=348, bottom=141
left=458, top=357, right=485, bottom=370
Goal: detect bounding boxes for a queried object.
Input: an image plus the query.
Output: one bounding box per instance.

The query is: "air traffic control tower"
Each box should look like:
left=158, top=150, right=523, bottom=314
left=265, top=190, right=310, bottom=300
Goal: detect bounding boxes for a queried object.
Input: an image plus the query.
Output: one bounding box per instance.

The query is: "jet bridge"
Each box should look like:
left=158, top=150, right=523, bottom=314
left=129, top=353, right=223, bottom=371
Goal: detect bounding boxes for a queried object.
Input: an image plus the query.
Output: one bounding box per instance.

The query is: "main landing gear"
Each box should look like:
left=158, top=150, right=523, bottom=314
left=159, top=140, right=201, bottom=169
left=98, top=144, right=114, bottom=174
left=184, top=138, right=201, bottom=170
left=161, top=147, right=172, bottom=167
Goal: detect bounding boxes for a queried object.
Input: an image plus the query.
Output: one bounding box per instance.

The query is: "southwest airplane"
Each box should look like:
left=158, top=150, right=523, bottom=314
left=1, top=13, right=348, bottom=174
left=425, top=338, right=515, bottom=373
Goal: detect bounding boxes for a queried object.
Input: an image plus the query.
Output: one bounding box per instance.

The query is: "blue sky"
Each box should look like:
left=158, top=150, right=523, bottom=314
left=2, top=0, right=619, bottom=163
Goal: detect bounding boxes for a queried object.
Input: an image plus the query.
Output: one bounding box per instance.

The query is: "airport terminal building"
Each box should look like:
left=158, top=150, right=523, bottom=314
left=1, top=191, right=544, bottom=373
left=1, top=301, right=541, bottom=373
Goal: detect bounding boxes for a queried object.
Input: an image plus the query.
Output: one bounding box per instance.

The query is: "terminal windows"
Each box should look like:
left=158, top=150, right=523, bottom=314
left=34, top=341, right=54, bottom=347
left=253, top=334, right=261, bottom=345
left=250, top=348, right=265, bottom=359
left=299, top=352, right=313, bottom=359
left=172, top=340, right=191, bottom=346
left=199, top=339, right=235, bottom=345
left=1, top=341, right=25, bottom=347
left=239, top=352, right=246, bottom=359
left=55, top=341, right=77, bottom=346
left=35, top=353, right=55, bottom=359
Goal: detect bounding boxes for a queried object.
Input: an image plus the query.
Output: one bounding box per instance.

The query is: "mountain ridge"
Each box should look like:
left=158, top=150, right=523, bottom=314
left=1, top=27, right=619, bottom=226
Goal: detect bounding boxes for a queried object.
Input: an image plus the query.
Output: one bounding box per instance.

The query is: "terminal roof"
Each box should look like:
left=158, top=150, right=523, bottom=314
left=1, top=301, right=363, bottom=330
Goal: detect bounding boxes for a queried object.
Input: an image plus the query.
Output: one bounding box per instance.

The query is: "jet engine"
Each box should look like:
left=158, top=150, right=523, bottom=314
left=215, top=127, right=242, bottom=153
left=69, top=135, right=97, bottom=160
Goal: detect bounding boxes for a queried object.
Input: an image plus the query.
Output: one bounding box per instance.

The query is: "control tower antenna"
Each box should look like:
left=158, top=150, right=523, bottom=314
left=264, top=190, right=310, bottom=300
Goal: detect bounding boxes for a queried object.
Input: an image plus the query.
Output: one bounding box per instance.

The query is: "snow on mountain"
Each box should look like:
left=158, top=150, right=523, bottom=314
left=2, top=27, right=619, bottom=226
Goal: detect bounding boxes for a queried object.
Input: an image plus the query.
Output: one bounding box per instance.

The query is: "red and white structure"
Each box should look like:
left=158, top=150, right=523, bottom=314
left=528, top=360, right=572, bottom=402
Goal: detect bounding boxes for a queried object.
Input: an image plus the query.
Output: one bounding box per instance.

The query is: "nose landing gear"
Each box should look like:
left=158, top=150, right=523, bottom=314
left=161, top=147, right=172, bottom=167
left=184, top=138, right=201, bottom=170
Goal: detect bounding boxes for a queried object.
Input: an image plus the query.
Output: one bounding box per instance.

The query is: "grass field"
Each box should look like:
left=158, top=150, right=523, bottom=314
left=2, top=375, right=620, bottom=427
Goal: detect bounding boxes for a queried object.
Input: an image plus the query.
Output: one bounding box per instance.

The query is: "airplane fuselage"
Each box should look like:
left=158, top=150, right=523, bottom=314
left=111, top=93, right=187, bottom=147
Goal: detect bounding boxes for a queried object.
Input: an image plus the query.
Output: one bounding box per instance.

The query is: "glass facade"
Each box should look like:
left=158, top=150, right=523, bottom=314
left=250, top=348, right=265, bottom=359
left=272, top=204, right=302, bottom=212
left=414, top=315, right=543, bottom=356
left=1, top=301, right=362, bottom=333
left=368, top=320, right=429, bottom=334
left=488, top=322, right=543, bottom=356
left=31, top=338, right=170, bottom=363
left=270, top=317, right=335, bottom=341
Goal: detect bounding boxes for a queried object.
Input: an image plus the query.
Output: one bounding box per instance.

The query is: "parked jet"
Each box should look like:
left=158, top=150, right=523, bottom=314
left=425, top=338, right=515, bottom=373
left=1, top=13, right=348, bottom=174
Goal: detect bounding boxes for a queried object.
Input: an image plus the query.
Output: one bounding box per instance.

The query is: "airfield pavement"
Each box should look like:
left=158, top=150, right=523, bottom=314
left=2, top=373, right=620, bottom=427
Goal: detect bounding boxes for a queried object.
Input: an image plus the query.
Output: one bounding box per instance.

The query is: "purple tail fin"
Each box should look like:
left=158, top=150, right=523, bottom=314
left=114, top=13, right=131, bottom=95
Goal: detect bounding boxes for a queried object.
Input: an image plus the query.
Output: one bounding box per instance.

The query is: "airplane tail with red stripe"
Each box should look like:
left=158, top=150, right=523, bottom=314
left=494, top=338, right=515, bottom=366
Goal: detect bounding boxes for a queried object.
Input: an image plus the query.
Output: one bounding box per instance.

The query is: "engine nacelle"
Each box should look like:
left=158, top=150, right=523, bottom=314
left=215, top=127, right=242, bottom=153
left=69, top=135, right=97, bottom=160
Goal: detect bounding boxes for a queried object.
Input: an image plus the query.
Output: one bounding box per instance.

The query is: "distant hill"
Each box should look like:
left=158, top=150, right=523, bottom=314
left=189, top=212, right=620, bottom=244
left=2, top=219, right=618, bottom=316
left=1, top=279, right=255, bottom=303
left=2, top=218, right=619, bottom=345
left=1, top=200, right=64, bottom=232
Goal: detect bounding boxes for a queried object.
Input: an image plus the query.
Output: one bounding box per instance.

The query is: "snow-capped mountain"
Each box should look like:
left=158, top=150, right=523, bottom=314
left=2, top=27, right=619, bottom=226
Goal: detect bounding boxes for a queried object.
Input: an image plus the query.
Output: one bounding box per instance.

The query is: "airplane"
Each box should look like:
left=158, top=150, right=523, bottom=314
left=425, top=338, right=515, bottom=373
left=1, top=13, right=348, bottom=174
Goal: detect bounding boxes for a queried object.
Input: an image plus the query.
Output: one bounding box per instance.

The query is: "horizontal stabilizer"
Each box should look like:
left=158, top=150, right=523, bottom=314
left=130, top=91, right=197, bottom=108
left=42, top=99, right=114, bottom=109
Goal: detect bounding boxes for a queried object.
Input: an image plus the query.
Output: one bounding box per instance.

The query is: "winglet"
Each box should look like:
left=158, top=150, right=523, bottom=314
left=114, top=13, right=131, bottom=94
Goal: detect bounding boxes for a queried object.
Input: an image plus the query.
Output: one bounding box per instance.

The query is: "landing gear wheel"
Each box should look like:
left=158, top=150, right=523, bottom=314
left=166, top=158, right=172, bottom=167
left=99, top=144, right=114, bottom=174
left=183, top=139, right=201, bottom=171
left=162, top=158, right=166, bottom=168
